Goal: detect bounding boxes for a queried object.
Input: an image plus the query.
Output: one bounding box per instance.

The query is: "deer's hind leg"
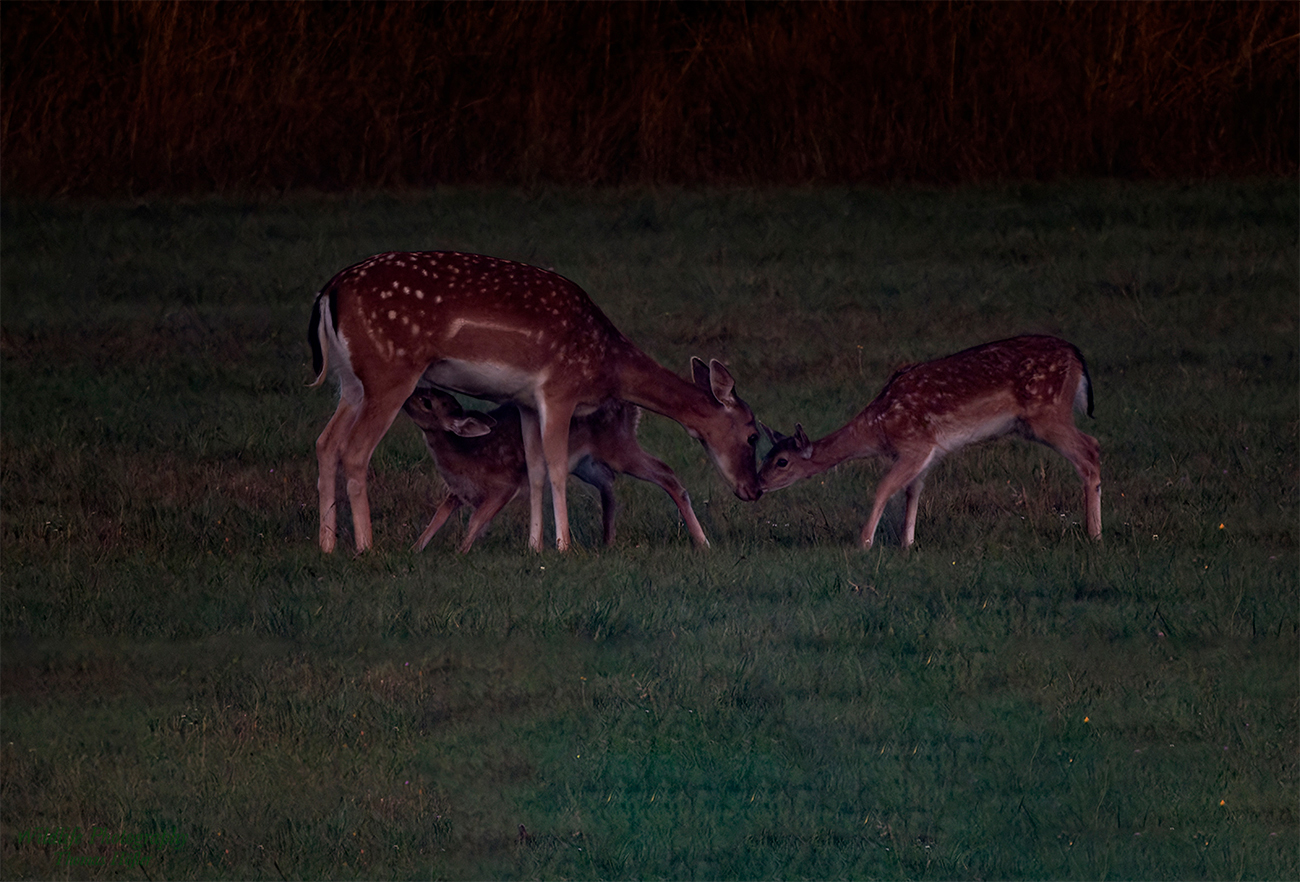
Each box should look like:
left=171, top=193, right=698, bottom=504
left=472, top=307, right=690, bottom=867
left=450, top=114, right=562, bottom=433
left=339, top=379, right=422, bottom=552
left=901, top=477, right=926, bottom=549
left=1032, top=422, right=1102, bottom=540
left=317, top=397, right=359, bottom=553
left=573, top=456, right=620, bottom=546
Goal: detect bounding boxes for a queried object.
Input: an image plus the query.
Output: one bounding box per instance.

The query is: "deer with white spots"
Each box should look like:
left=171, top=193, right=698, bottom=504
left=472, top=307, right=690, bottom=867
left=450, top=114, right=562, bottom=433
left=402, top=388, right=710, bottom=552
left=758, top=336, right=1102, bottom=549
left=309, top=251, right=762, bottom=553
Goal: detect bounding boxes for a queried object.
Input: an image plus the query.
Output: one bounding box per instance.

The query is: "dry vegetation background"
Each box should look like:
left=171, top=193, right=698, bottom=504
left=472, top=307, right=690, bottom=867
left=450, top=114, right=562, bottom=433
left=3, top=0, right=1296, bottom=196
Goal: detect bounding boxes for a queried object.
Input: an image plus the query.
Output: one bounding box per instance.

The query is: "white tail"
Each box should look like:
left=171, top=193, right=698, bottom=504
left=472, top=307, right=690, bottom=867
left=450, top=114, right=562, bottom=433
left=309, top=251, right=761, bottom=553
left=759, top=335, right=1102, bottom=549
left=402, top=389, right=710, bottom=552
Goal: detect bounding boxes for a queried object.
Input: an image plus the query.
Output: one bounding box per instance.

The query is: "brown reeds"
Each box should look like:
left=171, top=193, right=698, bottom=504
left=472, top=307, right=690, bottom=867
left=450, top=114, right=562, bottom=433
left=2, top=1, right=1295, bottom=196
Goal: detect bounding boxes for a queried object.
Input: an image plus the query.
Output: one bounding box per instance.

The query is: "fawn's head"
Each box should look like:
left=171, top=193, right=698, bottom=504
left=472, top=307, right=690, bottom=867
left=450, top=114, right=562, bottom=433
left=403, top=389, right=495, bottom=439
left=757, top=423, right=816, bottom=492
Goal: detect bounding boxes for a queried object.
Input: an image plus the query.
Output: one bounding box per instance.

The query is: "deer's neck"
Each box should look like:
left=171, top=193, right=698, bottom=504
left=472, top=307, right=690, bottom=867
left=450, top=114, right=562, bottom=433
left=808, top=412, right=888, bottom=472
left=610, top=349, right=714, bottom=431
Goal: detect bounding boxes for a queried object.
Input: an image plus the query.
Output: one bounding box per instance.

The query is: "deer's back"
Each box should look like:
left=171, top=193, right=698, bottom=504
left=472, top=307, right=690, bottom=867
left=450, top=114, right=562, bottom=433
left=866, top=335, right=1085, bottom=443
left=324, top=252, right=630, bottom=395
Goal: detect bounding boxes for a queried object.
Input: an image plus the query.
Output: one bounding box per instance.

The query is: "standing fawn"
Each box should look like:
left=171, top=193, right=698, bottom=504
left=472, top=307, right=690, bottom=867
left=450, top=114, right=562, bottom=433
left=309, top=251, right=762, bottom=553
left=402, top=388, right=710, bottom=552
left=759, top=335, right=1102, bottom=549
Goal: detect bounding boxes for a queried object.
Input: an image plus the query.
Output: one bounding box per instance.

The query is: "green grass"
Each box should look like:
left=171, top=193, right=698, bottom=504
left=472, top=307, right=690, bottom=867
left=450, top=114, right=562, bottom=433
left=2, top=183, right=1296, bottom=879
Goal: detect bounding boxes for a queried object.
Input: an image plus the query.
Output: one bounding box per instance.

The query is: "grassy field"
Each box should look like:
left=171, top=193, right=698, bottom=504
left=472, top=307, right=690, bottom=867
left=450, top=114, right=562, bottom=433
left=1, top=183, right=1296, bottom=879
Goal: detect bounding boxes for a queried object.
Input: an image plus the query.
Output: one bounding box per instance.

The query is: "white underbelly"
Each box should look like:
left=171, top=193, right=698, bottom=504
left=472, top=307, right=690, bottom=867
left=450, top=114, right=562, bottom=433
left=935, top=413, right=1018, bottom=453
left=422, top=359, right=543, bottom=404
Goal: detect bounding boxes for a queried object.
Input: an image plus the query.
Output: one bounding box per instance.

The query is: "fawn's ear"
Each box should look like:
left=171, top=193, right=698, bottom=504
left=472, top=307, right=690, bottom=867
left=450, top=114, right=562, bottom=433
left=759, top=421, right=784, bottom=446
left=793, top=424, right=813, bottom=457
left=447, top=415, right=495, bottom=438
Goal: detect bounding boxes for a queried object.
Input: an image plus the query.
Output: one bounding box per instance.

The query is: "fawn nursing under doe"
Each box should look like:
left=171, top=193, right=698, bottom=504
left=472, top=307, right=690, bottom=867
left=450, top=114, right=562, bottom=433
left=759, top=335, right=1102, bottom=549
left=402, top=388, right=709, bottom=552
left=309, top=251, right=762, bottom=553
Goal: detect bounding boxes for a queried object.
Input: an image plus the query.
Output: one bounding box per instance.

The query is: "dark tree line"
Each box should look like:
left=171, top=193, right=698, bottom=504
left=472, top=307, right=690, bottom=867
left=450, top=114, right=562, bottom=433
left=2, top=1, right=1295, bottom=196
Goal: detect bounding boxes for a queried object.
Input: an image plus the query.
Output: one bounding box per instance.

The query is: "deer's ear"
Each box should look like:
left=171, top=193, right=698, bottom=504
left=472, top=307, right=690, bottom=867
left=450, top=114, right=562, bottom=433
left=690, top=357, right=737, bottom=405
left=690, top=357, right=711, bottom=391
left=448, top=415, right=494, bottom=438
left=707, top=359, right=738, bottom=406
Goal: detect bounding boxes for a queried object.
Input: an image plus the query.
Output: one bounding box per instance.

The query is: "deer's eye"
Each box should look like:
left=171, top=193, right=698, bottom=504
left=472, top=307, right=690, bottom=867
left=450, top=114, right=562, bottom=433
left=775, top=457, right=789, bottom=468
left=747, top=433, right=759, bottom=448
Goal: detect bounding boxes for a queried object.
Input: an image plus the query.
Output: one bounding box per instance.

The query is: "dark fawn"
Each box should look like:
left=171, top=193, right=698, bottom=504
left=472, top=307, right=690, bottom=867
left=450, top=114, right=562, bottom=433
left=309, top=251, right=762, bottom=553
left=759, top=335, right=1102, bottom=549
left=402, top=388, right=710, bottom=552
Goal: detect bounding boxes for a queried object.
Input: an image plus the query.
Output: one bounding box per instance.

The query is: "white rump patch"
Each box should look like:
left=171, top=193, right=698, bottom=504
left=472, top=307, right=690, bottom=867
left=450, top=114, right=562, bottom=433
left=331, top=327, right=364, bottom=408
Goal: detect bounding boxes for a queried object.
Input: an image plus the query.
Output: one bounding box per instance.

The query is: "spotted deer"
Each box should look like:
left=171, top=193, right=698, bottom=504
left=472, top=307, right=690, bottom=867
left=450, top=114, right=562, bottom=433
left=759, top=335, right=1102, bottom=549
left=309, top=251, right=762, bottom=553
left=402, top=388, right=710, bottom=552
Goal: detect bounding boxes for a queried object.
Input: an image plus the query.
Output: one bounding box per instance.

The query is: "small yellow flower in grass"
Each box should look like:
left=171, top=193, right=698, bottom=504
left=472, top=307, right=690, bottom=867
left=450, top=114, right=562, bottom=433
left=1219, top=523, right=1225, bottom=530
left=1083, top=716, right=1089, bottom=723
left=1220, top=799, right=1226, bottom=806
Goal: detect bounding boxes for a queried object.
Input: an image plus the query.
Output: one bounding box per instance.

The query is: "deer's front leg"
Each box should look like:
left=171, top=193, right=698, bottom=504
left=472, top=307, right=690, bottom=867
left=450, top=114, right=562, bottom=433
left=413, top=495, right=463, bottom=552
left=619, top=453, right=709, bottom=548
left=861, top=450, right=934, bottom=550
left=518, top=409, right=548, bottom=552
left=459, top=487, right=522, bottom=553
left=539, top=399, right=578, bottom=551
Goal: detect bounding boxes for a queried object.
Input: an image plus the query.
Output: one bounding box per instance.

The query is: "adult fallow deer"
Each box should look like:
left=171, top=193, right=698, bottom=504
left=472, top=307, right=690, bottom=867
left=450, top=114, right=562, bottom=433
left=402, top=389, right=710, bottom=552
left=758, top=335, right=1101, bottom=549
left=309, top=251, right=762, bottom=552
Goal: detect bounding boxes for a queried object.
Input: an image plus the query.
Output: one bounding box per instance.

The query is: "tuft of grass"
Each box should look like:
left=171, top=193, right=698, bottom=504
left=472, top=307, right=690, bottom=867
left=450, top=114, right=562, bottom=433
left=2, top=183, right=1296, bottom=879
